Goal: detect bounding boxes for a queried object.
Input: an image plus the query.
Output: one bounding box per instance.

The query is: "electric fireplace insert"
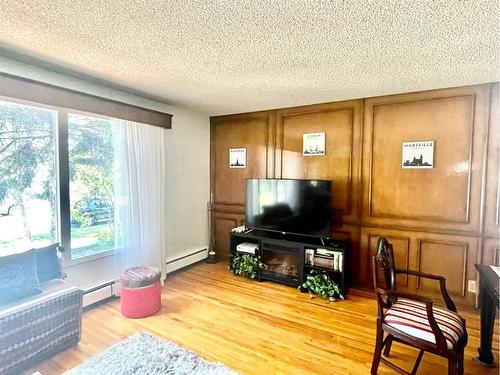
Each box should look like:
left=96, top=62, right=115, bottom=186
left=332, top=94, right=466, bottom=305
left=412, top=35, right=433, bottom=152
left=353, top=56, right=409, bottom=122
left=260, top=240, right=302, bottom=286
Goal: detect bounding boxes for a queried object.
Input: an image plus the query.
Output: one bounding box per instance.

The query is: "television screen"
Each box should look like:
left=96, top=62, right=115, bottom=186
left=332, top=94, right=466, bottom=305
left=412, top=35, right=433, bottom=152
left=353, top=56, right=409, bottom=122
left=245, top=179, right=332, bottom=237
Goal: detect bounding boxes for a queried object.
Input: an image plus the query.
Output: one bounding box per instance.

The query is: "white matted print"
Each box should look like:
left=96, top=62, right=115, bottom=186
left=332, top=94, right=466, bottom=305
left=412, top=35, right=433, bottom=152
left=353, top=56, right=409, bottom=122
left=402, top=141, right=434, bottom=168
left=303, top=132, right=325, bottom=156
left=229, top=148, right=246, bottom=168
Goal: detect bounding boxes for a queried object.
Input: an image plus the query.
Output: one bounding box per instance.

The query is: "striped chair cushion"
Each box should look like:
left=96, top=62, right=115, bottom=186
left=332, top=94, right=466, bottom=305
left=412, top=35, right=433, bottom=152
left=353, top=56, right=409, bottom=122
left=384, top=298, right=465, bottom=349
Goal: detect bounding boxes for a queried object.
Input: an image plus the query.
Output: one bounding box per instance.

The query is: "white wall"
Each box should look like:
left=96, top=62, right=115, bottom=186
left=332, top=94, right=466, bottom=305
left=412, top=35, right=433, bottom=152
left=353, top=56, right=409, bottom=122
left=0, top=56, right=210, bottom=290
left=164, top=108, right=210, bottom=265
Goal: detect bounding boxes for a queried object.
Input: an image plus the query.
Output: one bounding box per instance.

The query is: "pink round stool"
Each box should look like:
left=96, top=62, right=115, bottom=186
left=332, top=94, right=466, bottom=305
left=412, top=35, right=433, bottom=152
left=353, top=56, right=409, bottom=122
left=120, top=266, right=161, bottom=318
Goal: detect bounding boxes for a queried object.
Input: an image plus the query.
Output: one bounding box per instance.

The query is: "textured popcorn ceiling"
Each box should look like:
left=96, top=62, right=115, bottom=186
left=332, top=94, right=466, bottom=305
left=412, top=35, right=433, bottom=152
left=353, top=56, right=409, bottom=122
left=0, top=1, right=499, bottom=115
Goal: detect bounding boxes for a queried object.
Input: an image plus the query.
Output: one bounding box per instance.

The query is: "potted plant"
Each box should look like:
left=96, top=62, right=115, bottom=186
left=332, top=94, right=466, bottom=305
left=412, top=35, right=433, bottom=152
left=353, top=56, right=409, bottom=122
left=230, top=254, right=265, bottom=279
left=299, top=270, right=344, bottom=302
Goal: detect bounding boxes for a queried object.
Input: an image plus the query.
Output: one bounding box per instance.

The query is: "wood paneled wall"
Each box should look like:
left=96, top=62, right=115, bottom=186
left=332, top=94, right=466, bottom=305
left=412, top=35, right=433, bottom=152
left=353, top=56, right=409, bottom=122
left=210, top=83, right=499, bottom=307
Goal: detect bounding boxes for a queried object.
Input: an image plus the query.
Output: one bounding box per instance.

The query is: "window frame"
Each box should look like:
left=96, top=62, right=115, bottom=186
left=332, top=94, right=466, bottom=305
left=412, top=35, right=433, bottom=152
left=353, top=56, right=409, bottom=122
left=0, top=95, right=118, bottom=264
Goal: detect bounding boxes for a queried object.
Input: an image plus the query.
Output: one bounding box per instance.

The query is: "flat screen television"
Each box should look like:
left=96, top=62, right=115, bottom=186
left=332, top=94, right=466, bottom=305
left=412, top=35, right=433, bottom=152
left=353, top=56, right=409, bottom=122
left=245, top=178, right=332, bottom=237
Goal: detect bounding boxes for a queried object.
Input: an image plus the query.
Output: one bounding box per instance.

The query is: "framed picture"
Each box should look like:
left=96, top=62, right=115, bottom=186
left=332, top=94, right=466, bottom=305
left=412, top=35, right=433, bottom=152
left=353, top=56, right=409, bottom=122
left=303, top=132, right=325, bottom=156
left=402, top=141, right=434, bottom=168
left=229, top=148, right=246, bottom=168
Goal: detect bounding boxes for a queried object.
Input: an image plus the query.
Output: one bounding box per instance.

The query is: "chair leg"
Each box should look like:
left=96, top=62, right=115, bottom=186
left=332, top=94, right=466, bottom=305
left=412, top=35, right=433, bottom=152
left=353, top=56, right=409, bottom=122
left=448, top=353, right=457, bottom=375
left=371, top=323, right=383, bottom=375
left=383, top=334, right=393, bottom=357
left=410, top=350, right=424, bottom=375
left=457, top=348, right=464, bottom=375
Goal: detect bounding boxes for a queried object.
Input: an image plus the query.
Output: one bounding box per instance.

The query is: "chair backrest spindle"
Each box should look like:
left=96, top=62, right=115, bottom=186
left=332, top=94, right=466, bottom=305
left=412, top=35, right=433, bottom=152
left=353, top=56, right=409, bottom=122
left=372, top=237, right=397, bottom=291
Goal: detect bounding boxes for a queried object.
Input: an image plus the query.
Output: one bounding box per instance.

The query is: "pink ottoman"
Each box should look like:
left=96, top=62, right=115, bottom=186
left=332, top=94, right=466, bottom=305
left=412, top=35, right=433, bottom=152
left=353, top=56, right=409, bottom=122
left=120, top=266, right=161, bottom=318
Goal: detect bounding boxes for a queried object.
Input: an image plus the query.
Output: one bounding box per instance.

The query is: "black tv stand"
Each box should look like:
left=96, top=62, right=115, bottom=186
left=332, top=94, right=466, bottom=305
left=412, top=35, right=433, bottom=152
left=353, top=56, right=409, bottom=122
left=229, top=229, right=346, bottom=289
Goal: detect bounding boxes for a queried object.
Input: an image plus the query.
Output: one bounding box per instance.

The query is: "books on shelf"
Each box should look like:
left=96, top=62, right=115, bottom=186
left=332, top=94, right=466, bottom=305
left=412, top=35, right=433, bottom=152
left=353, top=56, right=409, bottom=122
left=314, top=254, right=335, bottom=269
left=305, top=249, right=315, bottom=265
left=316, top=248, right=341, bottom=256
left=306, top=248, right=343, bottom=272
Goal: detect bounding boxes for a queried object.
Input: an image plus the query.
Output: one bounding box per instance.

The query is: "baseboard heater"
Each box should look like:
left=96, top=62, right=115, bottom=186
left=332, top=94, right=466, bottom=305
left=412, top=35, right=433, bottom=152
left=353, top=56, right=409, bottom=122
left=83, top=281, right=118, bottom=308
left=166, top=248, right=208, bottom=274
left=82, top=248, right=207, bottom=307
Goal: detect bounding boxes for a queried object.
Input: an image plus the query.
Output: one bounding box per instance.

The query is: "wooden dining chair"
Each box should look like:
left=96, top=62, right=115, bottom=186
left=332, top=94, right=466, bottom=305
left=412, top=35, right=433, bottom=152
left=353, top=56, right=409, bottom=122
left=371, top=237, right=468, bottom=375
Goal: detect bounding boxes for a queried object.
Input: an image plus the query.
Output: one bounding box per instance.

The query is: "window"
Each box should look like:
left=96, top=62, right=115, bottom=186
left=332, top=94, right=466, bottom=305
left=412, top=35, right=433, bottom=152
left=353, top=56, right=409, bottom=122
left=0, top=74, right=171, bottom=261
left=69, top=114, right=124, bottom=259
left=0, top=100, right=58, bottom=254
left=0, top=99, right=125, bottom=260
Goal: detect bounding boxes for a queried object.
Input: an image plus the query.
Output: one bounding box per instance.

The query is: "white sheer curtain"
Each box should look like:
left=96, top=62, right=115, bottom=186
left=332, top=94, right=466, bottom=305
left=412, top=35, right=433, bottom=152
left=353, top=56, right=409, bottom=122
left=113, top=121, right=167, bottom=278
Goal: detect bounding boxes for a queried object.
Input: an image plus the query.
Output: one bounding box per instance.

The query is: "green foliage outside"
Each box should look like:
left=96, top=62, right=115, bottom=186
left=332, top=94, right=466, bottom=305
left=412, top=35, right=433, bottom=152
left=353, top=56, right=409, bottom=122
left=71, top=200, right=93, bottom=228
left=0, top=102, right=57, bottom=240
left=0, top=102, right=116, bottom=254
left=68, top=115, right=115, bottom=239
left=300, top=270, right=344, bottom=302
left=0, top=223, right=113, bottom=258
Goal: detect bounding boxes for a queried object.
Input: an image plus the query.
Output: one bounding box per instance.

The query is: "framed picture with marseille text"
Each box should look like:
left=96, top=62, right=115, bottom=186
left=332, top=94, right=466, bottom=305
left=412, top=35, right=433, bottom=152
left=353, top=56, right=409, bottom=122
left=402, top=141, right=434, bottom=168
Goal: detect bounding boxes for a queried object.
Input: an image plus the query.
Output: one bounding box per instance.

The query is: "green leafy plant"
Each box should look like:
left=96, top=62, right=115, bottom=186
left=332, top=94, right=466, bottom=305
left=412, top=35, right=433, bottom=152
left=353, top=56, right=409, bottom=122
left=300, top=270, right=344, bottom=302
left=231, top=254, right=265, bottom=279
left=71, top=200, right=93, bottom=227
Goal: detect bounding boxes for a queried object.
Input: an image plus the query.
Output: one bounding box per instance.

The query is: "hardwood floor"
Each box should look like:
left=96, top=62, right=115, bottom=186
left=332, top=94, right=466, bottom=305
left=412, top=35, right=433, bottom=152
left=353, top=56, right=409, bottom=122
left=29, top=262, right=499, bottom=375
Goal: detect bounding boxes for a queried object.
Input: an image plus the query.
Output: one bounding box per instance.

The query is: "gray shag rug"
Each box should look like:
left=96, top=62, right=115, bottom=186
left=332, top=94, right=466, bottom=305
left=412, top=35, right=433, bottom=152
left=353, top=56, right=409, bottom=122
left=64, top=332, right=239, bottom=375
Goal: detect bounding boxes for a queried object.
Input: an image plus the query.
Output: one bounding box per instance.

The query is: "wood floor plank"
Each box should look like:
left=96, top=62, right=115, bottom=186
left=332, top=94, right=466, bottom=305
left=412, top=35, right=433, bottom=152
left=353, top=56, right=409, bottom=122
left=26, top=262, right=499, bottom=375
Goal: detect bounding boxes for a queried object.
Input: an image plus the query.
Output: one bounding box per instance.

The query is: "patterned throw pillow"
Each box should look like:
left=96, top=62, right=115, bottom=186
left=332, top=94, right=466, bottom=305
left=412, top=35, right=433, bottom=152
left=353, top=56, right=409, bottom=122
left=0, top=250, right=42, bottom=304
left=35, top=243, right=63, bottom=283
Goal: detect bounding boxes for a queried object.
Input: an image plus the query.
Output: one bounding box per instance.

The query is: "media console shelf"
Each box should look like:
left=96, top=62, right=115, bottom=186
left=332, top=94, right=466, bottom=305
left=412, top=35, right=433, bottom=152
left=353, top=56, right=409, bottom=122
left=229, top=229, right=347, bottom=290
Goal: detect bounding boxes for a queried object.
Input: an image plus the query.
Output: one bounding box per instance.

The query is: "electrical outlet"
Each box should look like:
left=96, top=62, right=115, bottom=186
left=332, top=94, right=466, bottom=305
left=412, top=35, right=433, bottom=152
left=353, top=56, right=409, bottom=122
left=467, top=280, right=477, bottom=293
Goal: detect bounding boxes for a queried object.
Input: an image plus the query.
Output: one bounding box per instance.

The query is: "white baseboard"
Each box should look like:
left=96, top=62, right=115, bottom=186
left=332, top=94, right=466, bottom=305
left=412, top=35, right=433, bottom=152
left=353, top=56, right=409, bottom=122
left=166, top=248, right=208, bottom=274
left=82, top=249, right=207, bottom=306
left=83, top=283, right=117, bottom=307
